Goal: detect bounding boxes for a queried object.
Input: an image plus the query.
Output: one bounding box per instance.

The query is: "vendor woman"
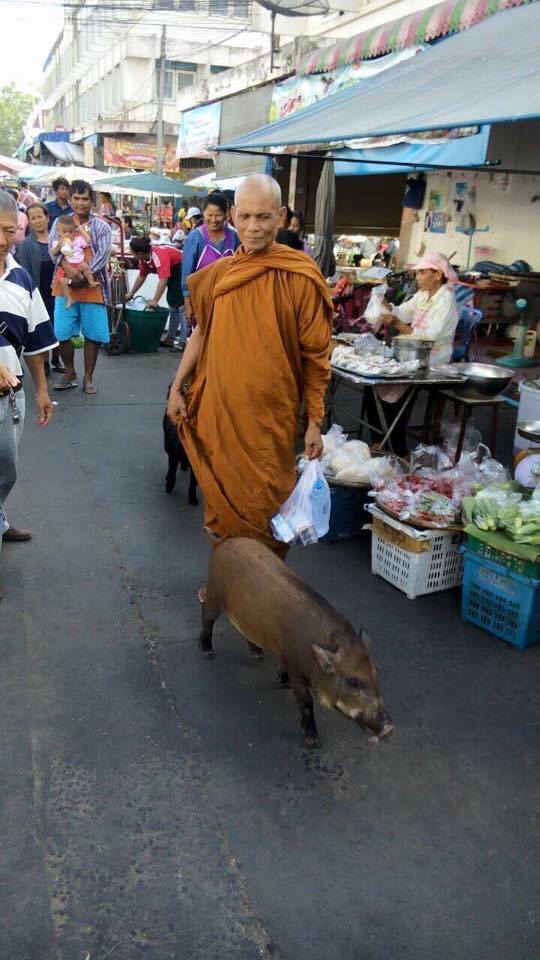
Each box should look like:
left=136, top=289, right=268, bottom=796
left=381, top=251, right=459, bottom=365
left=366, top=251, right=459, bottom=456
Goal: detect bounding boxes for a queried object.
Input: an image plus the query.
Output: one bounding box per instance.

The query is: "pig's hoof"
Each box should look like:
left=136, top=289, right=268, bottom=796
left=276, top=670, right=290, bottom=687
left=201, top=649, right=215, bottom=660
left=303, top=735, right=321, bottom=750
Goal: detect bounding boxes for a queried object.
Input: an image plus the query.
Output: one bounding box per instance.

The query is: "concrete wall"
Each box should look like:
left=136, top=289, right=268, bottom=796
left=399, top=124, right=540, bottom=271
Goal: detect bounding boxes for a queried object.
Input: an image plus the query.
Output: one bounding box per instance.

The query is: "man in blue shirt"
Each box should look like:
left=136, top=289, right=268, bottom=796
left=0, top=192, right=56, bottom=551
left=45, top=176, right=72, bottom=226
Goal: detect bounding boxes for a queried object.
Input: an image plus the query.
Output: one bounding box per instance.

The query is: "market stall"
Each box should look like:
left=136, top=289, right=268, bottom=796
left=286, top=413, right=539, bottom=647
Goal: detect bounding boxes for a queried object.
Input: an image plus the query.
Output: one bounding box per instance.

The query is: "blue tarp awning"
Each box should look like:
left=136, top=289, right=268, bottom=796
left=334, top=126, right=491, bottom=176
left=218, top=4, right=540, bottom=154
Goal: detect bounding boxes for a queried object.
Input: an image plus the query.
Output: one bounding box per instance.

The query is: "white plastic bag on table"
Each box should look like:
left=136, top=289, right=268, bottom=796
left=353, top=332, right=385, bottom=357
left=322, top=424, right=347, bottom=455
left=271, top=460, right=331, bottom=545
left=331, top=440, right=371, bottom=483
left=363, top=283, right=388, bottom=332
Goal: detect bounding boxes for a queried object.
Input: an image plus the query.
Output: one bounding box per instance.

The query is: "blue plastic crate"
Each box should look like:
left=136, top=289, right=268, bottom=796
left=461, top=550, right=540, bottom=650
left=321, top=484, right=369, bottom=543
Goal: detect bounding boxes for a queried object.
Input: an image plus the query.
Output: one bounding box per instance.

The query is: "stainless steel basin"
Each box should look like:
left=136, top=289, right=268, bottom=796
left=453, top=362, right=514, bottom=398
left=392, top=337, right=434, bottom=368
left=517, top=419, right=540, bottom=444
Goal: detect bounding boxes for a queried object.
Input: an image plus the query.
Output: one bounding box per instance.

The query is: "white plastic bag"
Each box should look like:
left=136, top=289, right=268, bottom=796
left=363, top=283, right=388, bottom=332
left=271, top=460, right=331, bottom=545
left=353, top=332, right=384, bottom=357
left=130, top=295, right=149, bottom=311
left=331, top=441, right=371, bottom=483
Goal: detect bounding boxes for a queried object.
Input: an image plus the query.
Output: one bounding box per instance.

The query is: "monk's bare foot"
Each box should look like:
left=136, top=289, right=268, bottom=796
left=197, top=586, right=207, bottom=604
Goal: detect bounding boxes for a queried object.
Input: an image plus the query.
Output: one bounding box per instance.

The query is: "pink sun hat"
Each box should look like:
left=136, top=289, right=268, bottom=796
left=407, top=251, right=459, bottom=284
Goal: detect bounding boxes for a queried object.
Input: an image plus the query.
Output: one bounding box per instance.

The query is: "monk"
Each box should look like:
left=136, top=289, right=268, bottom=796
left=167, top=174, right=333, bottom=558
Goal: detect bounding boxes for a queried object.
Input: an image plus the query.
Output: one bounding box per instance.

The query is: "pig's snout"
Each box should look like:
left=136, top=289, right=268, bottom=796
left=361, top=710, right=394, bottom=741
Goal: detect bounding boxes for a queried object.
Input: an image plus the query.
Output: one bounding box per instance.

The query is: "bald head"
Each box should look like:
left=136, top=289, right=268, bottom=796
left=0, top=189, right=18, bottom=265
left=233, top=175, right=285, bottom=254
left=234, top=174, right=282, bottom=211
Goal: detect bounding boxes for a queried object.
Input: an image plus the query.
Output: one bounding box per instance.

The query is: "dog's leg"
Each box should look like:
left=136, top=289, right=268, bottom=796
left=165, top=454, right=179, bottom=493
left=188, top=469, right=199, bottom=506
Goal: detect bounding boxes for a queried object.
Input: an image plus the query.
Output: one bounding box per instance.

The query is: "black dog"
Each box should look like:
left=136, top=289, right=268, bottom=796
left=163, top=388, right=198, bottom=506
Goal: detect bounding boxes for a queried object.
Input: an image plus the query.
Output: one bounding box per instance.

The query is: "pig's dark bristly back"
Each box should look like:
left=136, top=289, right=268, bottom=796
left=208, top=538, right=355, bottom=650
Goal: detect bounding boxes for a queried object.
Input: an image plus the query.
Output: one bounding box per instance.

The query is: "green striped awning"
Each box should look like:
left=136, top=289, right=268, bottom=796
left=297, top=0, right=536, bottom=74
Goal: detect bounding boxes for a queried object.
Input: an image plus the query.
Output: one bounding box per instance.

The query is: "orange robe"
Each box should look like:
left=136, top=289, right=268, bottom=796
left=179, top=244, right=334, bottom=551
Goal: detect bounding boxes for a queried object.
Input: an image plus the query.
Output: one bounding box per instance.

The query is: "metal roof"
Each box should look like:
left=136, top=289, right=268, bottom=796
left=219, top=4, right=540, bottom=152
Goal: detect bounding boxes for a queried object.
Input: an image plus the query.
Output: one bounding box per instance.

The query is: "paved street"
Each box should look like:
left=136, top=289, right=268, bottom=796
left=2, top=350, right=539, bottom=960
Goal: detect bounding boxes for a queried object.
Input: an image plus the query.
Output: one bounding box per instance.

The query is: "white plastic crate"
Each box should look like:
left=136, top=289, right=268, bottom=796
left=367, top=505, right=463, bottom=600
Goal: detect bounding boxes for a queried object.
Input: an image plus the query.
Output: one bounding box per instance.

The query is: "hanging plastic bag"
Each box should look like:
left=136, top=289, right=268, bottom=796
left=363, top=283, right=388, bottom=332
left=271, top=460, right=331, bottom=546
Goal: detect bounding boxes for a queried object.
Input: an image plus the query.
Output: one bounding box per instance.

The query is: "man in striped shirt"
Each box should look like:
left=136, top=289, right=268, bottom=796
left=49, top=180, right=112, bottom=395
left=0, top=191, right=56, bottom=554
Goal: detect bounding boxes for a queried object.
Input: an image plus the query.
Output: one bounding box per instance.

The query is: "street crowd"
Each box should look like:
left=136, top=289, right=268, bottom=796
left=0, top=173, right=330, bottom=573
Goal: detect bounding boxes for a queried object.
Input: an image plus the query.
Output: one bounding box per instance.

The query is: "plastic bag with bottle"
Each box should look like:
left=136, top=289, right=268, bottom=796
left=271, top=459, right=331, bottom=546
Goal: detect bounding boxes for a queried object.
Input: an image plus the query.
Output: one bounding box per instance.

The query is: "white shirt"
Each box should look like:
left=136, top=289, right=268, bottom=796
left=0, top=254, right=58, bottom=377
left=391, top=284, right=459, bottom=364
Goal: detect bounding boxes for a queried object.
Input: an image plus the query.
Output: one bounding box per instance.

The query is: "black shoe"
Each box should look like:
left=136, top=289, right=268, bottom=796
left=3, top=527, right=32, bottom=542
left=52, top=360, right=65, bottom=373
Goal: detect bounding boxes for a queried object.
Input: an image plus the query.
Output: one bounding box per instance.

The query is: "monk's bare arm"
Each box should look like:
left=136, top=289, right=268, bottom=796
left=167, top=326, right=202, bottom=422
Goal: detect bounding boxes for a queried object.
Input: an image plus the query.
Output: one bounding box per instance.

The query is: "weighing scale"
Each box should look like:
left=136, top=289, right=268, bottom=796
left=514, top=420, right=540, bottom=487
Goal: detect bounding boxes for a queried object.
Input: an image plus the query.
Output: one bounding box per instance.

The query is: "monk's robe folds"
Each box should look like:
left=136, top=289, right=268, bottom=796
left=179, top=244, right=333, bottom=550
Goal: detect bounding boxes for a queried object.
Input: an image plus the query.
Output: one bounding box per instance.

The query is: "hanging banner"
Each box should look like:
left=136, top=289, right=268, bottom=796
left=176, top=101, right=222, bottom=159
left=103, top=138, right=178, bottom=172
left=269, top=48, right=422, bottom=122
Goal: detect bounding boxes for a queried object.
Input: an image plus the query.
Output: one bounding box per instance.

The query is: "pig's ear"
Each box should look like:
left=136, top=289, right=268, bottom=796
left=312, top=644, right=337, bottom=675
left=359, top=628, right=372, bottom=651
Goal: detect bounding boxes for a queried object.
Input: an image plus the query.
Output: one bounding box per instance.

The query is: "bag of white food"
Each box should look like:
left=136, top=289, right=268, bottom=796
left=363, top=283, right=388, bottom=332
left=271, top=459, right=331, bottom=546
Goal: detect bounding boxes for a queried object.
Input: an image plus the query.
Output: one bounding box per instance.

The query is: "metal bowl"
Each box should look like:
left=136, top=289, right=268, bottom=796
left=453, top=362, right=514, bottom=398
left=517, top=419, right=540, bottom=444
left=392, top=337, right=434, bottom=368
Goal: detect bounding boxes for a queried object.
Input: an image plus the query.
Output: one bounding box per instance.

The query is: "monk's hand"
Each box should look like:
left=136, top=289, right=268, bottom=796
left=303, top=420, right=323, bottom=461
left=167, top=382, right=188, bottom=422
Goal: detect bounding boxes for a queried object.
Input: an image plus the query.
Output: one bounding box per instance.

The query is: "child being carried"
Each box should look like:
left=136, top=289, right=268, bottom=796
left=53, top=215, right=99, bottom=307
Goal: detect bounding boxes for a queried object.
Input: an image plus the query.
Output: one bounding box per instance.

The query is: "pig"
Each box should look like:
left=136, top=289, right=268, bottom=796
left=199, top=537, right=394, bottom=748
